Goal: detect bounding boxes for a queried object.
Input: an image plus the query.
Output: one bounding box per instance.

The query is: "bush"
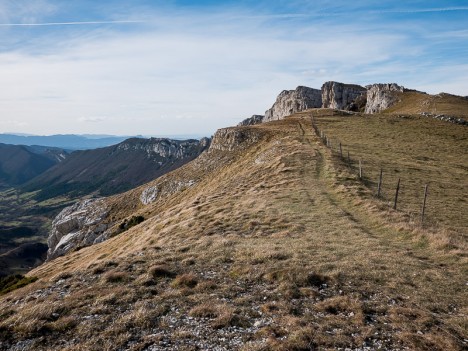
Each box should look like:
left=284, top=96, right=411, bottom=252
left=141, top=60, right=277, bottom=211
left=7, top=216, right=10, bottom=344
left=0, top=274, right=38, bottom=295
left=118, top=215, right=145, bottom=232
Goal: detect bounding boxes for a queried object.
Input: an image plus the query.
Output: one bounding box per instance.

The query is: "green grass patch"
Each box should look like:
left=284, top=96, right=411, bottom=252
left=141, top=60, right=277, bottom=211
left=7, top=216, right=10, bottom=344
left=0, top=274, right=38, bottom=295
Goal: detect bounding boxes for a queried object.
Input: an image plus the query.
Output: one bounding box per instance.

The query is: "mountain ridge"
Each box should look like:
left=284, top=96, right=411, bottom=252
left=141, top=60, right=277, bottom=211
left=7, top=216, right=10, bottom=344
left=22, top=137, right=210, bottom=201
left=0, top=82, right=466, bottom=350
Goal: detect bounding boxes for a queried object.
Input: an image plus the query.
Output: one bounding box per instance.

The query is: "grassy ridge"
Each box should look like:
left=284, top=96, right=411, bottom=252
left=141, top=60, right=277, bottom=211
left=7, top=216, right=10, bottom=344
left=0, top=115, right=466, bottom=350
left=311, top=112, right=467, bottom=232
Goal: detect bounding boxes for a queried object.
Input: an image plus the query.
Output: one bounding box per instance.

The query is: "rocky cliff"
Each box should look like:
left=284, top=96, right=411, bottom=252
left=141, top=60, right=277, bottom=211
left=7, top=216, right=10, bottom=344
left=264, top=86, right=322, bottom=122
left=365, top=83, right=405, bottom=114
left=116, top=137, right=210, bottom=159
left=321, top=81, right=367, bottom=110
left=47, top=198, right=110, bottom=260
left=238, top=115, right=265, bottom=126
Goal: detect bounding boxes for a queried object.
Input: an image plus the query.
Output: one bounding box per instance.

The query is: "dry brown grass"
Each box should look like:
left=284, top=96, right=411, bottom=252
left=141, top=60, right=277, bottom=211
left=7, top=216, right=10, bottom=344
left=385, top=91, right=468, bottom=118
left=311, top=111, right=467, bottom=233
left=0, top=114, right=466, bottom=350
left=170, top=273, right=198, bottom=288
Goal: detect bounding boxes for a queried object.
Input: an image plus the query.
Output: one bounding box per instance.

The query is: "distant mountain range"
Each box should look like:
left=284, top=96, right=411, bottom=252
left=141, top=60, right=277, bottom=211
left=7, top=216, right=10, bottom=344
left=0, top=143, right=69, bottom=188
left=22, top=137, right=210, bottom=200
left=0, top=133, right=208, bottom=150
left=0, top=134, right=131, bottom=150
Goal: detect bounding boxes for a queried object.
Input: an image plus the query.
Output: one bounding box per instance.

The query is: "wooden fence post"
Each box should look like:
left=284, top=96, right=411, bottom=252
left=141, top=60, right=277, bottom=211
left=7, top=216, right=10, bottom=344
left=377, top=168, right=383, bottom=197
left=339, top=143, right=343, bottom=158
left=393, top=178, right=400, bottom=210
left=421, top=185, right=428, bottom=224
left=347, top=151, right=350, bottom=165
left=359, top=159, right=362, bottom=179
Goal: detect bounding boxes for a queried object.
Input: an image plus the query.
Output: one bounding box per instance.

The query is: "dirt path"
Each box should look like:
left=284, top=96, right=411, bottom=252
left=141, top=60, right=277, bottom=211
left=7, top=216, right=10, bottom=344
left=291, top=118, right=466, bottom=349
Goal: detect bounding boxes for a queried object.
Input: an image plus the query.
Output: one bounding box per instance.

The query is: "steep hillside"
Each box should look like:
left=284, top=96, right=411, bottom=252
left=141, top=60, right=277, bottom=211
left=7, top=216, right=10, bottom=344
left=23, top=137, right=210, bottom=201
left=0, top=114, right=466, bottom=350
left=0, top=144, right=60, bottom=188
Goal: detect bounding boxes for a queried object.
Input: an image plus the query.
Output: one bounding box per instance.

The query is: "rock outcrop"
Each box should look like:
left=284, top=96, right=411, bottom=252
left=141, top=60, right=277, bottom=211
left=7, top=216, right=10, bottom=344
left=321, top=81, right=367, bottom=110
left=365, top=83, right=405, bottom=114
left=116, top=137, right=210, bottom=159
left=209, top=127, right=265, bottom=152
left=264, top=86, right=322, bottom=122
left=140, top=179, right=196, bottom=205
left=238, top=115, right=265, bottom=126
left=420, top=112, right=467, bottom=126
left=47, top=199, right=110, bottom=260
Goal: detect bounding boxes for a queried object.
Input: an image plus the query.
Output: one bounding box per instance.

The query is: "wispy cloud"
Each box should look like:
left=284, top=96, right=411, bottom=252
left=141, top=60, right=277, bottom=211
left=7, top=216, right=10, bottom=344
left=0, top=1, right=466, bottom=135
left=370, top=7, right=468, bottom=14
left=78, top=116, right=108, bottom=123
left=0, top=20, right=144, bottom=27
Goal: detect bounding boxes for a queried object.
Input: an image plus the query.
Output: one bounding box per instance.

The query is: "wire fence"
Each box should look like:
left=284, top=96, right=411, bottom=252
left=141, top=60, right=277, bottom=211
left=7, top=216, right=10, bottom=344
left=310, top=116, right=430, bottom=226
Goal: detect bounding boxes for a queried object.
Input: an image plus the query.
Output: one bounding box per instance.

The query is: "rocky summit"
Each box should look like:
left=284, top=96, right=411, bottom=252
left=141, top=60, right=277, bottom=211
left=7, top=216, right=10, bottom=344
left=364, top=83, right=405, bottom=114
left=239, top=81, right=413, bottom=126
left=263, top=86, right=322, bottom=122
left=321, top=81, right=367, bottom=110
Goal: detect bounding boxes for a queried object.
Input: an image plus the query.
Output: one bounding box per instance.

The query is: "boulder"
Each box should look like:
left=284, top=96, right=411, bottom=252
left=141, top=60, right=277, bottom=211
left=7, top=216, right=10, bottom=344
left=47, top=199, right=109, bottom=260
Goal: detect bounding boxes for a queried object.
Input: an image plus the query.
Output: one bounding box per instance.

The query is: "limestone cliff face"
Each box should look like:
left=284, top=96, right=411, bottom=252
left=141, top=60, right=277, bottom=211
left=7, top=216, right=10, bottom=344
left=47, top=199, right=109, bottom=260
left=321, top=81, right=367, bottom=110
left=365, top=83, right=405, bottom=114
left=238, top=115, right=265, bottom=126
left=264, top=86, right=322, bottom=122
left=116, top=137, right=210, bottom=159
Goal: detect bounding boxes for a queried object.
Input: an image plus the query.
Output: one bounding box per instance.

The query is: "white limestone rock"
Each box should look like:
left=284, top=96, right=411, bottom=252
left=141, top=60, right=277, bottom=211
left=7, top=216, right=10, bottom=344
left=321, top=81, right=367, bottom=110
left=365, top=83, right=405, bottom=114
left=140, top=179, right=196, bottom=205
left=238, top=115, right=264, bottom=126
left=264, top=86, right=322, bottom=122
left=47, top=198, right=109, bottom=260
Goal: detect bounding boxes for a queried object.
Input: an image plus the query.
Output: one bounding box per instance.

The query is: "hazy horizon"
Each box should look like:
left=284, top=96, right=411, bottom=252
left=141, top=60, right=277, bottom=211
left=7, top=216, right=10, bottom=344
left=1, top=0, right=467, bottom=136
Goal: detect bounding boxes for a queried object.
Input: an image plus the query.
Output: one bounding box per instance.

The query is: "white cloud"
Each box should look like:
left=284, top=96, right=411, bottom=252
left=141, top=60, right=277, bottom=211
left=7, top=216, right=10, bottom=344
left=78, top=116, right=108, bottom=123
left=0, top=5, right=466, bottom=136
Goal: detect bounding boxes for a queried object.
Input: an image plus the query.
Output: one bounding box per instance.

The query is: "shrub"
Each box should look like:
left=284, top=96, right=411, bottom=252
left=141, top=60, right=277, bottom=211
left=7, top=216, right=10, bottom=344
left=118, top=215, right=145, bottom=232
left=0, top=275, right=38, bottom=295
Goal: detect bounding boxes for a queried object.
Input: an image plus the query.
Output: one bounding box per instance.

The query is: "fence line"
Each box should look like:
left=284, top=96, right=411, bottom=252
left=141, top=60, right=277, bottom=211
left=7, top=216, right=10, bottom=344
left=310, top=117, right=429, bottom=225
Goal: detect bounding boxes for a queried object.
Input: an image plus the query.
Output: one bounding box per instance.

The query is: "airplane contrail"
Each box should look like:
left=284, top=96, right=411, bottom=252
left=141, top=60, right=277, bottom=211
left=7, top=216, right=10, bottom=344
left=0, top=20, right=144, bottom=27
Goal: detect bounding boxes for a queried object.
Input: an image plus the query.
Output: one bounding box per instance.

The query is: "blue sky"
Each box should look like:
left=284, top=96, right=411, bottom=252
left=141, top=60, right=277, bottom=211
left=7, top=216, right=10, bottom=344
left=0, top=0, right=467, bottom=136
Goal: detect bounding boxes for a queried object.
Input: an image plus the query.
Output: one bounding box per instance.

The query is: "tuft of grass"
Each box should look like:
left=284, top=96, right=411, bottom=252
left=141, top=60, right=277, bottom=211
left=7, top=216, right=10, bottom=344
left=149, top=264, right=175, bottom=278
left=171, top=273, right=198, bottom=288
left=103, top=270, right=130, bottom=283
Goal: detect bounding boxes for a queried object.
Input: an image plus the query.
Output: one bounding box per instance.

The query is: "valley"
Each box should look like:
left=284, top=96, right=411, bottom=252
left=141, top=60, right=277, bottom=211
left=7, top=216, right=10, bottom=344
left=0, top=137, right=210, bottom=276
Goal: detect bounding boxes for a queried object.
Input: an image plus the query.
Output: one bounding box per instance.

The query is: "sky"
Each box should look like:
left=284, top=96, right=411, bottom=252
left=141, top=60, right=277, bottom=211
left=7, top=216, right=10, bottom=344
left=0, top=0, right=467, bottom=137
